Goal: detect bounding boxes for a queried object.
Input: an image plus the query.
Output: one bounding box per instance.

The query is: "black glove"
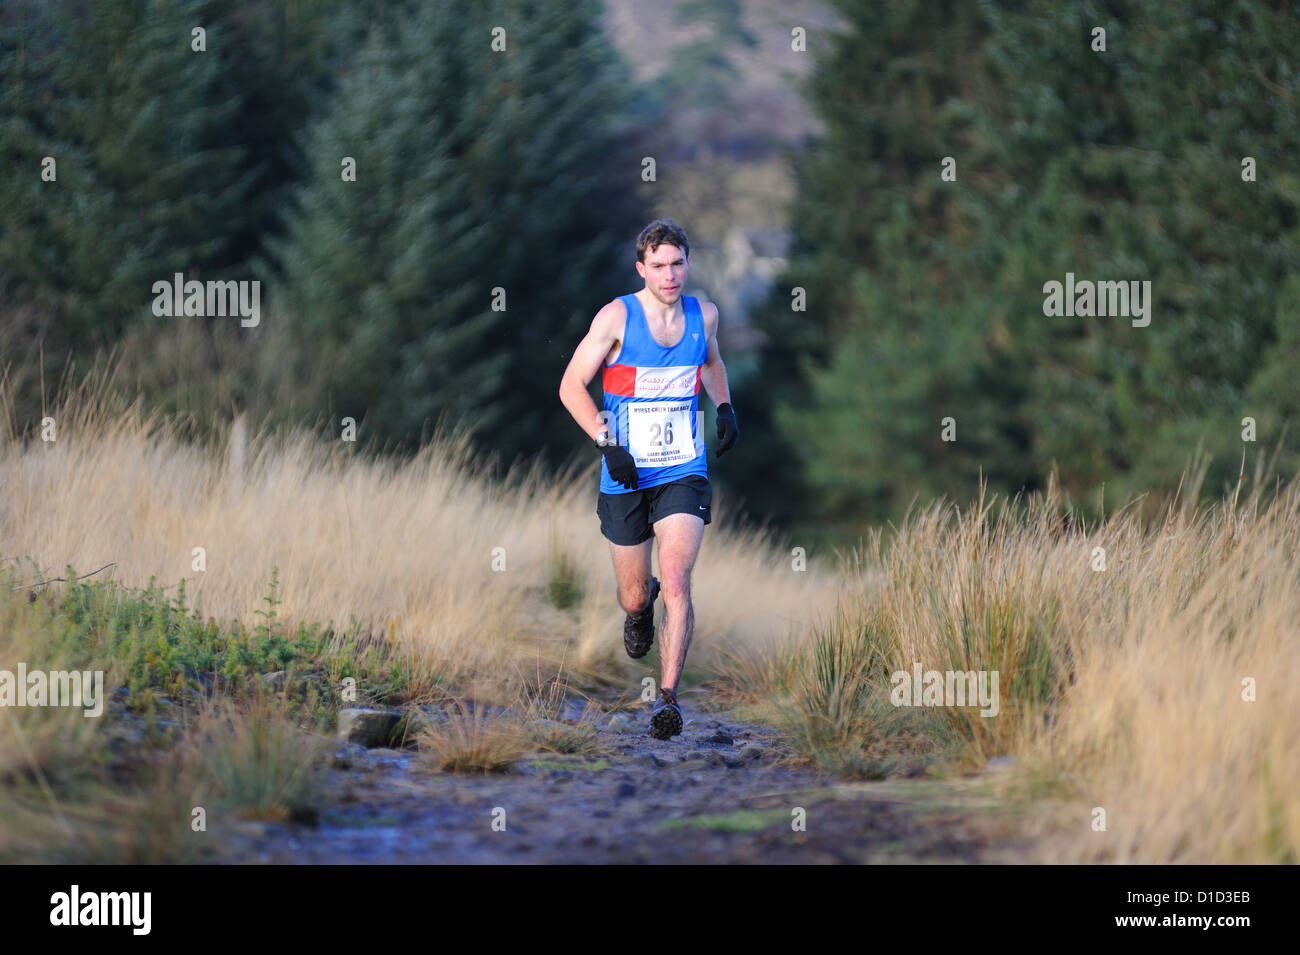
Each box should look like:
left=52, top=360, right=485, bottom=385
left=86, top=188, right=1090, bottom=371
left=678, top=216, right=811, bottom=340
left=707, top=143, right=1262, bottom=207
left=715, top=403, right=739, bottom=457
left=599, top=439, right=639, bottom=490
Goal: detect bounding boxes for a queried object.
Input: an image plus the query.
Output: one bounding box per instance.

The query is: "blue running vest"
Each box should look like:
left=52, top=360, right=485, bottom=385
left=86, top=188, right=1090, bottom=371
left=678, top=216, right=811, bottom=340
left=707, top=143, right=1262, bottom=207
left=599, top=293, right=709, bottom=494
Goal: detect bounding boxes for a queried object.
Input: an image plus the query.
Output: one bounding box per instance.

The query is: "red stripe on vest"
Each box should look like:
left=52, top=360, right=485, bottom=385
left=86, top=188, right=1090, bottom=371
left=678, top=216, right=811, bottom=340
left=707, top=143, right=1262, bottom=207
left=603, top=363, right=636, bottom=396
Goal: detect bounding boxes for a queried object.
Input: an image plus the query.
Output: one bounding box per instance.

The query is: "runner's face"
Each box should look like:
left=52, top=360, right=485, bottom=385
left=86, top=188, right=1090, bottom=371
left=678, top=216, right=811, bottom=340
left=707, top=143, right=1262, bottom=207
left=639, top=245, right=687, bottom=305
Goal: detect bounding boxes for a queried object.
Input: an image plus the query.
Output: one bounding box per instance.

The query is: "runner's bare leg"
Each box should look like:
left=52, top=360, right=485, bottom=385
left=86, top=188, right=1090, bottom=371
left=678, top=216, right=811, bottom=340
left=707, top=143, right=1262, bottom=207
left=608, top=538, right=653, bottom=614
left=650, top=512, right=704, bottom=692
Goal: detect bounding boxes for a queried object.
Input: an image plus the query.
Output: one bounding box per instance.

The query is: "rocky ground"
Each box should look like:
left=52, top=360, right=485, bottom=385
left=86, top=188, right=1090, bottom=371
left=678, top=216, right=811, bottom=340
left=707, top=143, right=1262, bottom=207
left=204, top=689, right=1033, bottom=864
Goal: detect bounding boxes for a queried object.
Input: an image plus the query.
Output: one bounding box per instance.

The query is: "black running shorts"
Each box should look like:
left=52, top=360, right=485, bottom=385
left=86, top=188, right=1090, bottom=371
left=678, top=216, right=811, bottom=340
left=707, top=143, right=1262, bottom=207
left=597, top=475, right=712, bottom=545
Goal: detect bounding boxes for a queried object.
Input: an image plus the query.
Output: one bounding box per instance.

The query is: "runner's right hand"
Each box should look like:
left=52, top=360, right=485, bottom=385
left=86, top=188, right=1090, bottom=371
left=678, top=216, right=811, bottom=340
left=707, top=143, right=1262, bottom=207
left=599, top=442, right=639, bottom=490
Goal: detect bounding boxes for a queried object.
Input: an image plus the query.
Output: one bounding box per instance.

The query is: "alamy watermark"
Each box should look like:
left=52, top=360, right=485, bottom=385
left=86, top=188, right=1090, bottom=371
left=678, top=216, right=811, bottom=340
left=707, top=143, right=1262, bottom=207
left=890, top=663, right=1000, bottom=717
left=0, top=664, right=104, bottom=717
left=1042, top=272, right=1151, bottom=327
left=151, top=273, right=260, bottom=327
left=50, top=885, right=150, bottom=934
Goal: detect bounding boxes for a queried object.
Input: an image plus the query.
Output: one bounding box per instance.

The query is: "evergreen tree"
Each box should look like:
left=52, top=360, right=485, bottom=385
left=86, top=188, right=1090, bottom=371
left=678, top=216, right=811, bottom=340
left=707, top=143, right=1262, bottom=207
left=269, top=0, right=651, bottom=464
left=204, top=0, right=360, bottom=267
left=971, top=0, right=1300, bottom=503
left=739, top=0, right=1299, bottom=544
left=0, top=0, right=250, bottom=358
left=732, top=0, right=1003, bottom=544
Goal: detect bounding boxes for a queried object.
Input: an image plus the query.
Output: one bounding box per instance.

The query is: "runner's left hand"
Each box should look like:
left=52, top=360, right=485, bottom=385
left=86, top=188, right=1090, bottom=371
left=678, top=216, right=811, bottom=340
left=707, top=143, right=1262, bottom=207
left=715, top=403, right=738, bottom=458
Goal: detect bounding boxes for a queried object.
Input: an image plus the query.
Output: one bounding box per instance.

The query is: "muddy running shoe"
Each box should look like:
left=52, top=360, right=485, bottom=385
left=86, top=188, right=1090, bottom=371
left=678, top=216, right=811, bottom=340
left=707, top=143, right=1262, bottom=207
left=649, top=687, right=682, bottom=740
left=622, top=576, right=660, bottom=659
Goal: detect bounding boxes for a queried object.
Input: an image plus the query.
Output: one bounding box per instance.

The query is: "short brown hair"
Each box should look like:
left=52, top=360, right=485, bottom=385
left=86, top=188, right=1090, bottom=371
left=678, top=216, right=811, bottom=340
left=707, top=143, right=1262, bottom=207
left=636, top=218, right=690, bottom=263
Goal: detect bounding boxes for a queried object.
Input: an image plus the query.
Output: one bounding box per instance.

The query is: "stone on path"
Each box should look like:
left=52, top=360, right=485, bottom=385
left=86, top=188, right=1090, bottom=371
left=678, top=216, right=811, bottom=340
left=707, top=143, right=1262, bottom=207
left=337, top=707, right=403, bottom=748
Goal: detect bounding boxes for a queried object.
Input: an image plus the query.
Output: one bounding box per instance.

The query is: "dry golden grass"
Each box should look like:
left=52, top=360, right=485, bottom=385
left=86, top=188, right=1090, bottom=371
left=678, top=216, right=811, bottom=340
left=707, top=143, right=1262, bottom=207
left=0, top=370, right=837, bottom=857
left=5, top=372, right=1293, bottom=863
left=0, top=564, right=109, bottom=863
left=0, top=372, right=838, bottom=713
left=416, top=703, right=530, bottom=774
left=183, top=691, right=326, bottom=821
left=513, top=665, right=603, bottom=755
left=1018, top=479, right=1300, bottom=863
left=0, top=577, right=202, bottom=862
left=0, top=596, right=103, bottom=786
left=726, top=470, right=1300, bottom=862
left=0, top=776, right=204, bottom=864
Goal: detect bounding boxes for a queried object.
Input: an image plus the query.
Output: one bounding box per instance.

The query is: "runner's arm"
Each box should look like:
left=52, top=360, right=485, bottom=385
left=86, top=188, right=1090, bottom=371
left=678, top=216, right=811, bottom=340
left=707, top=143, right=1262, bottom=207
left=559, top=301, right=623, bottom=441
left=699, top=302, right=732, bottom=408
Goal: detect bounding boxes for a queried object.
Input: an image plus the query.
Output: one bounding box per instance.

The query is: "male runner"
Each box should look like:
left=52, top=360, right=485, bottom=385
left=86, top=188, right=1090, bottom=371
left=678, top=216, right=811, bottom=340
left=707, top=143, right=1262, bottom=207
left=558, top=219, right=739, bottom=740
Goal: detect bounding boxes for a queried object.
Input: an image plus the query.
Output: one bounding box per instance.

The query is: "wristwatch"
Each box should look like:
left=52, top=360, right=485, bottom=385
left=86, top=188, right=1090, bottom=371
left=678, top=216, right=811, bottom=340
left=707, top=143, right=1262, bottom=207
left=595, top=428, right=614, bottom=447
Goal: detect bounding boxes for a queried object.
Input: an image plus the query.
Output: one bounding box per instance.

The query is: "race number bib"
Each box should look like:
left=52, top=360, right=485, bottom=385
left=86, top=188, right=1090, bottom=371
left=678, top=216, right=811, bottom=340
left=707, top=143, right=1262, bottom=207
left=627, top=402, right=694, bottom=467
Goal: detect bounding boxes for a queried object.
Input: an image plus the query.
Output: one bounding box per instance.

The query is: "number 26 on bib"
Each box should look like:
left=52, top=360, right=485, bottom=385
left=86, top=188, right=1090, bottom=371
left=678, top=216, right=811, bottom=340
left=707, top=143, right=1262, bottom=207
left=627, top=402, right=694, bottom=467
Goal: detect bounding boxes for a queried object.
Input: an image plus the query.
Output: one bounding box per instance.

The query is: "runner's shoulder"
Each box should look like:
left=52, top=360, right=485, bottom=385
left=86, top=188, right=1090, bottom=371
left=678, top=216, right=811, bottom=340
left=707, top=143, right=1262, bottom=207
left=591, top=297, right=628, bottom=339
left=698, top=299, right=719, bottom=333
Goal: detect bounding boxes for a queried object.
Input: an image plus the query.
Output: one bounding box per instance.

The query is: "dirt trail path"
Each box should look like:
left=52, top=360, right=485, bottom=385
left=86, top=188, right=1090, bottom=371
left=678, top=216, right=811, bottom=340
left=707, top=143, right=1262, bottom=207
left=209, top=689, right=1027, bottom=864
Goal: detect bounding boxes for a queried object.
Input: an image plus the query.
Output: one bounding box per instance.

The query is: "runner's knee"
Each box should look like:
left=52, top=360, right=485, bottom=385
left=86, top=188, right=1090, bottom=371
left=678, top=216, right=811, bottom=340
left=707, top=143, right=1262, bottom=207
left=618, top=578, right=651, bottom=613
left=660, top=572, right=691, bottom=604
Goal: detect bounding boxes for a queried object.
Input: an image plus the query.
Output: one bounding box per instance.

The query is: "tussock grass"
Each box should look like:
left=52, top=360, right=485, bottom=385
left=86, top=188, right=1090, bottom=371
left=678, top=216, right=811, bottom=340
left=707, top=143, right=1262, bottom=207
left=0, top=775, right=204, bottom=865
left=717, top=472, right=1300, bottom=862
left=546, top=522, right=584, bottom=610
left=44, top=751, right=208, bottom=864
left=0, top=565, right=205, bottom=861
left=0, top=575, right=105, bottom=786
left=416, top=703, right=528, bottom=774
left=516, top=666, right=602, bottom=755
left=527, top=725, right=600, bottom=754
left=183, top=691, right=325, bottom=821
